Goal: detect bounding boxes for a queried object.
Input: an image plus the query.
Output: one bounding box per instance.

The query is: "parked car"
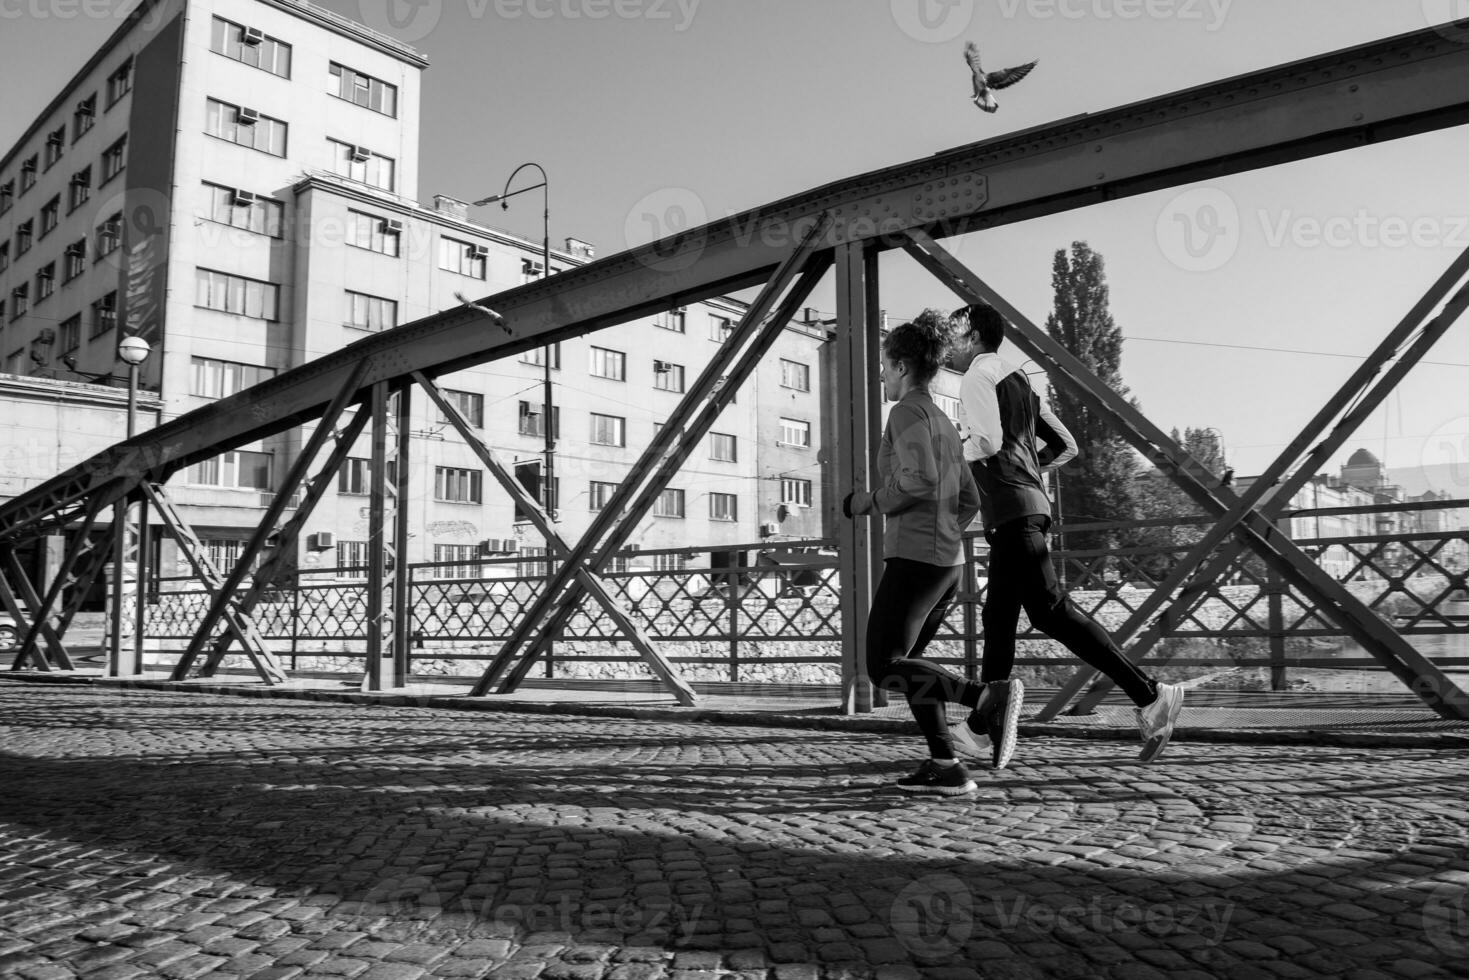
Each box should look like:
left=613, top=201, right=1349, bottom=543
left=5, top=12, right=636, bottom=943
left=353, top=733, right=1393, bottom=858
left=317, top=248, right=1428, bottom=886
left=0, top=612, right=16, bottom=652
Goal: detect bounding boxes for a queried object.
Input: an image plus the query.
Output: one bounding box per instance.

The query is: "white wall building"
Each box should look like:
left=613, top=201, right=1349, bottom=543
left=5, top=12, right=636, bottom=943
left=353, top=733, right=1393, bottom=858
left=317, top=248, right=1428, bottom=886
left=0, top=0, right=823, bottom=592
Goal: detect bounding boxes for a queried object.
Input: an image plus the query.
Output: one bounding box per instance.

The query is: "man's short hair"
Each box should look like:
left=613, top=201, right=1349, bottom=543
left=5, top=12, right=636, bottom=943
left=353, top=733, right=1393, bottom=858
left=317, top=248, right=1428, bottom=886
left=955, top=303, right=1005, bottom=351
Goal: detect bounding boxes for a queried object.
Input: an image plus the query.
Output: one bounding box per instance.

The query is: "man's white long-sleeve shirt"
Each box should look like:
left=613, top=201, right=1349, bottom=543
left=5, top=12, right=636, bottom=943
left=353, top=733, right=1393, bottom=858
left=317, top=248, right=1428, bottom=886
left=958, top=352, right=1078, bottom=528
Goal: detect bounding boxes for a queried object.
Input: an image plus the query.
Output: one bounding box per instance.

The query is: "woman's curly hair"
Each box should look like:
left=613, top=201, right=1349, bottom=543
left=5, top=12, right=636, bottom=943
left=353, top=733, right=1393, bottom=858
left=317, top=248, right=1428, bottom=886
left=882, top=308, right=953, bottom=386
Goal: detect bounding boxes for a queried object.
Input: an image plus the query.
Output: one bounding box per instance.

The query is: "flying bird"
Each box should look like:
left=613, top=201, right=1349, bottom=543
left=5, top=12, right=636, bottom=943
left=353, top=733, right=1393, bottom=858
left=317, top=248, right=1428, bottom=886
left=964, top=41, right=1037, bottom=113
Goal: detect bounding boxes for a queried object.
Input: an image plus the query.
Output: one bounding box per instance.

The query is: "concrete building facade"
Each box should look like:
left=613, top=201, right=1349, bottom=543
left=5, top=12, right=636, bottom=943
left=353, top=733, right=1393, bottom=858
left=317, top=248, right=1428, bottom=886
left=0, top=0, right=849, bottom=595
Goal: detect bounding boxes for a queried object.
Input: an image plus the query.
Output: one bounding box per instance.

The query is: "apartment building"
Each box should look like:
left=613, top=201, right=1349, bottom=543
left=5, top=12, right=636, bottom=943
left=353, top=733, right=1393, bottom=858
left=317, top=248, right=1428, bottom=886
left=0, top=0, right=832, bottom=590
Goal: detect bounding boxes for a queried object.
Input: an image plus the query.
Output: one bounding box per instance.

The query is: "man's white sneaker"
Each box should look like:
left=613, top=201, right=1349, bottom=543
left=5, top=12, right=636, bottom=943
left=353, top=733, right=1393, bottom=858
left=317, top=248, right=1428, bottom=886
left=1135, top=683, right=1184, bottom=762
left=948, top=719, right=993, bottom=761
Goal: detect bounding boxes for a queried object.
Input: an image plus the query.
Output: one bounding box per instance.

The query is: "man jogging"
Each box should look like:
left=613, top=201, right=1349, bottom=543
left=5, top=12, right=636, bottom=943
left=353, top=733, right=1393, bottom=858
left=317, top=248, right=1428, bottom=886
left=949, top=302, right=1184, bottom=764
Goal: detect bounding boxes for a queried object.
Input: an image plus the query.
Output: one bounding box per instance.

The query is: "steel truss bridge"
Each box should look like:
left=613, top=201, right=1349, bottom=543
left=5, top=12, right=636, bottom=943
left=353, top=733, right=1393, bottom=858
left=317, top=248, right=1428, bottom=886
left=5, top=23, right=1469, bottom=720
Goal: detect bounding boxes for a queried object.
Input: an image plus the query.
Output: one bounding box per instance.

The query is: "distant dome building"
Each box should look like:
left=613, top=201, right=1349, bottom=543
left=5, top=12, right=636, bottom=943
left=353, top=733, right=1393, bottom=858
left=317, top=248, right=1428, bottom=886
left=1342, top=448, right=1385, bottom=491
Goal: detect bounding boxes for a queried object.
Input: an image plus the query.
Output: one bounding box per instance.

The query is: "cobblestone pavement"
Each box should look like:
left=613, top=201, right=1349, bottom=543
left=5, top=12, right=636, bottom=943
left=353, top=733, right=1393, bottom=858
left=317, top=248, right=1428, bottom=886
left=2, top=683, right=1468, bottom=980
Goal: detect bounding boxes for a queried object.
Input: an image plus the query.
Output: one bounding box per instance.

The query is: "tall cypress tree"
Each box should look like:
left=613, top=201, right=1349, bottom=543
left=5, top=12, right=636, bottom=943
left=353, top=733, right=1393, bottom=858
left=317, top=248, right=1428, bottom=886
left=1044, top=242, right=1138, bottom=551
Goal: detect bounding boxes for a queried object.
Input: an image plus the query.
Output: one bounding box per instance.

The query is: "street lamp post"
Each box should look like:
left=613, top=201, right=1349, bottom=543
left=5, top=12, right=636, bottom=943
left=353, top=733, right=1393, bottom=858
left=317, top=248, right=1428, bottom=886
left=475, top=164, right=555, bottom=520
left=110, top=335, right=150, bottom=676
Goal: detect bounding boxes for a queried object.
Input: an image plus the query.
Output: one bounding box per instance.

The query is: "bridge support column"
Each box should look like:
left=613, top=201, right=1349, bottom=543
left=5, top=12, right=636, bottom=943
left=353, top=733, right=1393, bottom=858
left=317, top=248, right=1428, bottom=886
left=832, top=242, right=882, bottom=715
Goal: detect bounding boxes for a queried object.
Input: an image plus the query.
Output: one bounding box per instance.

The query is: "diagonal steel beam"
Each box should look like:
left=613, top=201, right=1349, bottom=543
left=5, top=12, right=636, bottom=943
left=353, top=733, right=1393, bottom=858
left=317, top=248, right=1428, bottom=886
left=414, top=373, right=699, bottom=706
left=14, top=496, right=107, bottom=670
left=903, top=229, right=1469, bottom=720
left=194, top=408, right=372, bottom=678
left=469, top=217, right=833, bottom=696
left=1, top=545, right=70, bottom=669
left=178, top=360, right=371, bottom=677
left=143, top=483, right=287, bottom=685
left=1059, top=253, right=1469, bottom=714
left=494, top=246, right=835, bottom=695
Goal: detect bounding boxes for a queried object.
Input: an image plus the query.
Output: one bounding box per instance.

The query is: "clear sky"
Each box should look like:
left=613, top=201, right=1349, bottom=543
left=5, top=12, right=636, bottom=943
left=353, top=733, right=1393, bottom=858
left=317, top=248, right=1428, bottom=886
left=5, top=0, right=1469, bottom=490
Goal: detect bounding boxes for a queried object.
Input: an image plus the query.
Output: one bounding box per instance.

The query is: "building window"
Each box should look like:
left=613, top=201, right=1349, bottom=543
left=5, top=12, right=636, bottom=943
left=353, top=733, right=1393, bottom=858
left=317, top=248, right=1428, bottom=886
left=63, top=240, right=86, bottom=281
left=436, top=388, right=484, bottom=428
left=780, top=358, right=811, bottom=392
left=520, top=345, right=560, bottom=369
left=16, top=220, right=33, bottom=255
left=96, top=214, right=122, bottom=257
left=652, top=359, right=685, bottom=392
left=202, top=539, right=247, bottom=574
left=195, top=268, right=279, bottom=320
left=101, top=136, right=127, bottom=182
left=328, top=138, right=394, bottom=191
left=329, top=62, right=397, bottom=116
left=338, top=457, right=397, bottom=495
left=651, top=553, right=687, bottom=573
left=589, top=346, right=625, bottom=381
left=520, top=257, right=545, bottom=282
left=438, top=236, right=487, bottom=279
left=781, top=478, right=813, bottom=508
left=107, top=58, right=133, bottom=106
left=20, top=156, right=37, bottom=194
left=590, top=413, right=626, bottom=447
left=0, top=302, right=5, bottom=323
left=710, top=314, right=734, bottom=342
left=333, top=540, right=367, bottom=576
left=432, top=545, right=477, bottom=581
left=203, top=182, right=283, bottom=237
left=210, top=18, right=292, bottom=77
left=60, top=315, right=80, bottom=353
left=709, top=492, right=738, bottom=522
left=188, top=450, right=274, bottom=490
left=68, top=166, right=91, bottom=212
left=588, top=480, right=618, bottom=512
left=0, top=242, right=7, bottom=272
left=435, top=466, right=482, bottom=504
left=11, top=284, right=29, bottom=319
left=35, top=264, right=55, bottom=302
left=709, top=432, right=737, bottom=462
left=779, top=417, right=811, bottom=448
left=934, top=393, right=961, bottom=427
left=344, top=290, right=397, bottom=332
left=73, top=95, right=96, bottom=141
left=205, top=99, right=288, bottom=157
left=653, top=488, right=685, bottom=519
left=659, top=309, right=686, bottom=333
left=191, top=356, right=276, bottom=398
left=44, top=127, right=65, bottom=169
left=40, top=197, right=59, bottom=236
left=518, top=401, right=559, bottom=438
left=90, top=291, right=116, bottom=337
left=0, top=181, right=11, bottom=214
left=347, top=210, right=401, bottom=256
left=518, top=546, right=549, bottom=579
left=6, top=347, right=23, bottom=370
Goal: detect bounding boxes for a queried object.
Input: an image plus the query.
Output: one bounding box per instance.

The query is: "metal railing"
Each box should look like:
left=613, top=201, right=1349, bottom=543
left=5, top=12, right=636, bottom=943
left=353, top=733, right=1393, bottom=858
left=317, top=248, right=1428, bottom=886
left=140, top=499, right=1469, bottom=688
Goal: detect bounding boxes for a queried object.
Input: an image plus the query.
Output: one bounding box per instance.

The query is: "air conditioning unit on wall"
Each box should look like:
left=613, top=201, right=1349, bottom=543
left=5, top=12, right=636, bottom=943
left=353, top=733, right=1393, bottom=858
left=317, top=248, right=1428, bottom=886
left=307, top=532, right=335, bottom=550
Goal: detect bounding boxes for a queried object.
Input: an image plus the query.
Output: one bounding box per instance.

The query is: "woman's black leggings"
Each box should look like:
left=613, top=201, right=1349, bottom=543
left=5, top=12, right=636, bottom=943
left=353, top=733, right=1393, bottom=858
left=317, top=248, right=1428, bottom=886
left=865, top=557, right=986, bottom=759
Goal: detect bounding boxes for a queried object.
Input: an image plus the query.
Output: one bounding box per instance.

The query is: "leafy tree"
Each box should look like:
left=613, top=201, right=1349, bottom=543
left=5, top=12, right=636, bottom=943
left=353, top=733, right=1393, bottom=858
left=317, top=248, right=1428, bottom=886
left=1044, top=242, right=1138, bottom=551
left=1131, top=426, right=1227, bottom=582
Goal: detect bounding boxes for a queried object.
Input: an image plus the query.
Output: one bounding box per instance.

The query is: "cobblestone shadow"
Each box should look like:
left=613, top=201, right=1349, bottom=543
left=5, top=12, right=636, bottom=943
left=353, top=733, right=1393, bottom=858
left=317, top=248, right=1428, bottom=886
left=2, top=684, right=1467, bottom=979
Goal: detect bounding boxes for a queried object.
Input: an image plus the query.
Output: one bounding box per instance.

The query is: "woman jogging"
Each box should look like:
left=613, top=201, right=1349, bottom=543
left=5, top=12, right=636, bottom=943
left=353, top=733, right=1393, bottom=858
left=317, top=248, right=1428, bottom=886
left=844, top=313, right=1021, bottom=795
